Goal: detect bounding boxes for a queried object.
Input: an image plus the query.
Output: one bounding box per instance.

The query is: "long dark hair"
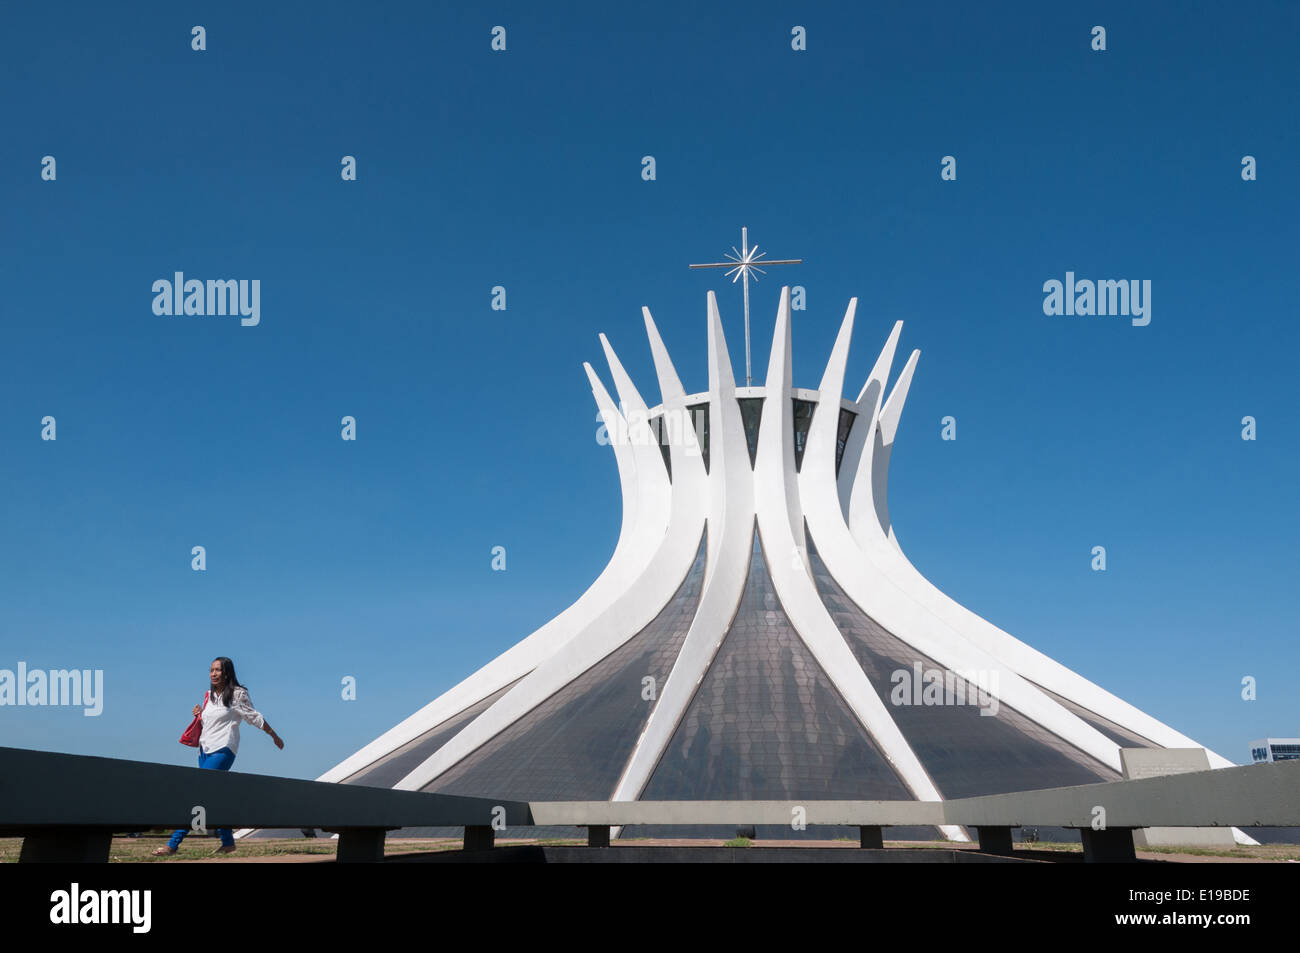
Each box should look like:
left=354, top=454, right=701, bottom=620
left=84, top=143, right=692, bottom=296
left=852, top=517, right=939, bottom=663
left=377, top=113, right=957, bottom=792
left=212, top=657, right=245, bottom=707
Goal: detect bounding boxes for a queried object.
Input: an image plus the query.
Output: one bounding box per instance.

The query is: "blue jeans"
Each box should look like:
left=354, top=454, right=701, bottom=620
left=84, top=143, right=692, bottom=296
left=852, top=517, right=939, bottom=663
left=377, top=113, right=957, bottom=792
left=168, top=746, right=236, bottom=849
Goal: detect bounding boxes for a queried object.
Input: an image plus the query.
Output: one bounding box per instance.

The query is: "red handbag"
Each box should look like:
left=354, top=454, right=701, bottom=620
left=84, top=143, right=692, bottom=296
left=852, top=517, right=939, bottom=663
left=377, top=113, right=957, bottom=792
left=179, top=691, right=209, bottom=747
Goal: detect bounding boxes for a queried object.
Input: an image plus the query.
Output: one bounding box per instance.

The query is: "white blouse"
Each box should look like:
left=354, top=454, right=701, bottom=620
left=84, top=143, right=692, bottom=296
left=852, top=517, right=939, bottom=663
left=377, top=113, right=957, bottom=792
left=200, top=686, right=266, bottom=756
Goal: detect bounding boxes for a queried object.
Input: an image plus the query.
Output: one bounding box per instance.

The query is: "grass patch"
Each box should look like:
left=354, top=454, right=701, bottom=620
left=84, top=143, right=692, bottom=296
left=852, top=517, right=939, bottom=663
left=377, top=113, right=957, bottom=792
left=1138, top=843, right=1300, bottom=861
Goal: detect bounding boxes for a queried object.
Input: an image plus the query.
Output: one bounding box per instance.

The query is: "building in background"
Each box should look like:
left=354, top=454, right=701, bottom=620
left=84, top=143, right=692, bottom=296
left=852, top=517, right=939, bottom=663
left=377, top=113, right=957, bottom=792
left=1250, top=739, right=1300, bottom=763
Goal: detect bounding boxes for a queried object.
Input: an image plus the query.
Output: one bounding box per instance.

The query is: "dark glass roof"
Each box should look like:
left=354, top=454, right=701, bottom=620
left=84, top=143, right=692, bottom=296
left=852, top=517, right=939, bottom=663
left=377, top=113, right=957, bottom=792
left=421, top=531, right=709, bottom=800
left=641, top=527, right=915, bottom=802
left=1025, top=680, right=1158, bottom=750
left=342, top=678, right=521, bottom=789
left=806, top=533, right=1120, bottom=798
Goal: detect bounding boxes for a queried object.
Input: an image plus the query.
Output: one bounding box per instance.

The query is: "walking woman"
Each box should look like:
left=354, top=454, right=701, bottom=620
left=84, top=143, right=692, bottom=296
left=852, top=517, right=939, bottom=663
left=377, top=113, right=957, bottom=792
left=153, top=657, right=284, bottom=856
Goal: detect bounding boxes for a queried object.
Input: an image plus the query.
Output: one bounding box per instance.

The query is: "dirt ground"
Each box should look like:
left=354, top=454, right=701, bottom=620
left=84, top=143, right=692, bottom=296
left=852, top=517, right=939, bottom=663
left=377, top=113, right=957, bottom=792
left=4, top=835, right=1297, bottom=863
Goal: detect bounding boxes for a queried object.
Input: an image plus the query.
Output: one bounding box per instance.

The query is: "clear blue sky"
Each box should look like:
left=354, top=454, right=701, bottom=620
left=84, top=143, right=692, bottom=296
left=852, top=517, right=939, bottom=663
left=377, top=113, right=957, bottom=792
left=1, top=1, right=1296, bottom=779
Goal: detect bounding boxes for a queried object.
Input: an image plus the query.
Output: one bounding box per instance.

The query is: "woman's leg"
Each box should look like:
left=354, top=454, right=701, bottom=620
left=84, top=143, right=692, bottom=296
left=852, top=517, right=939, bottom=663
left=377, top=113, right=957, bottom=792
left=203, top=748, right=237, bottom=847
left=166, top=748, right=211, bottom=849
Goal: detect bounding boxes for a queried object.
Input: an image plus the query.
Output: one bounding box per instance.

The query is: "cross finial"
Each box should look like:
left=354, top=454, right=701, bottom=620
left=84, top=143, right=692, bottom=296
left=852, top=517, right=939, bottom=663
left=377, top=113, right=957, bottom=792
left=689, top=227, right=801, bottom=385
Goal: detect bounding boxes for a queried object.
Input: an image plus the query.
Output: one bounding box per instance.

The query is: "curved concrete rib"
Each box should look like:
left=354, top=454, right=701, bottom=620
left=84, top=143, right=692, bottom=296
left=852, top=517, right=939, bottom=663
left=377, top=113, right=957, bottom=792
left=856, top=332, right=1243, bottom=768
left=853, top=334, right=1257, bottom=845
left=315, top=358, right=668, bottom=784
left=847, top=346, right=913, bottom=554
left=837, top=320, right=901, bottom=520
left=599, top=333, right=673, bottom=541
left=642, top=306, right=707, bottom=502
left=754, top=291, right=962, bottom=839
left=802, top=306, right=1129, bottom=784
left=865, top=348, right=918, bottom=554
left=395, top=324, right=710, bottom=792
left=611, top=292, right=755, bottom=802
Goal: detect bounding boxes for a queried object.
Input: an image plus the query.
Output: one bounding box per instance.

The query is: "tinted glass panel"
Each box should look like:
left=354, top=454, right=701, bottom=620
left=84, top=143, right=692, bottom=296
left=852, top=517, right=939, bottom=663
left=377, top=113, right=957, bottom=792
left=738, top=397, right=763, bottom=468
left=807, top=535, right=1119, bottom=798
left=342, top=679, right=521, bottom=788
left=650, top=415, right=671, bottom=479
left=835, top=407, right=856, bottom=477
left=792, top=399, right=816, bottom=471
left=689, top=402, right=710, bottom=473
left=423, top=532, right=709, bottom=801
left=641, top=529, right=914, bottom=803
left=1024, top=680, right=1158, bottom=750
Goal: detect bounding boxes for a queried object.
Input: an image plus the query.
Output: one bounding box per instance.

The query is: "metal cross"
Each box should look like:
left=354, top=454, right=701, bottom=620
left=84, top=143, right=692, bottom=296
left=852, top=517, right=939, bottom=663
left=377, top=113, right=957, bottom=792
left=689, top=226, right=801, bottom=385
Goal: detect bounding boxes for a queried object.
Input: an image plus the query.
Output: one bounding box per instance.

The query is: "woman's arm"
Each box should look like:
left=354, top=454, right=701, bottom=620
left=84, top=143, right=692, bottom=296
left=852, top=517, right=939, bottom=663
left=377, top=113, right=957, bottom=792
left=233, top=688, right=285, bottom=749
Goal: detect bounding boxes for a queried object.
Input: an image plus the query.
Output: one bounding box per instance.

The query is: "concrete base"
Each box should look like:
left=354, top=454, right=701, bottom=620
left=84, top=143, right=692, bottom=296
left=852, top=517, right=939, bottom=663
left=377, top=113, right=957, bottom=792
left=20, top=828, right=116, bottom=863
left=974, top=826, right=1014, bottom=855
left=463, top=825, right=495, bottom=851
left=1120, top=748, right=1237, bottom=849
left=325, top=827, right=389, bottom=863
left=1079, top=828, right=1137, bottom=863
